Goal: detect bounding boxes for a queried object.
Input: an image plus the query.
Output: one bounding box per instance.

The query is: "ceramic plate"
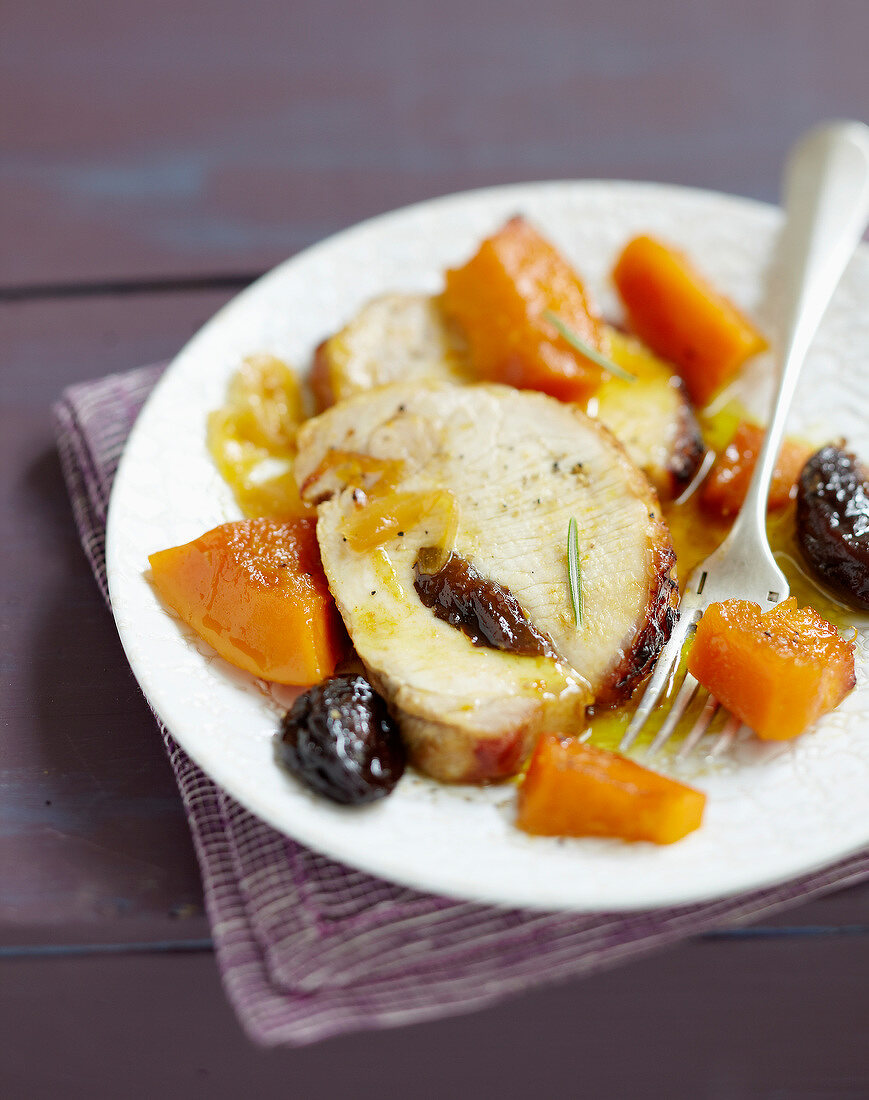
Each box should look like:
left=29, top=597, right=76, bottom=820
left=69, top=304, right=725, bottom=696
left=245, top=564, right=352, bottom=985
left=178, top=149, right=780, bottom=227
left=106, top=181, right=869, bottom=912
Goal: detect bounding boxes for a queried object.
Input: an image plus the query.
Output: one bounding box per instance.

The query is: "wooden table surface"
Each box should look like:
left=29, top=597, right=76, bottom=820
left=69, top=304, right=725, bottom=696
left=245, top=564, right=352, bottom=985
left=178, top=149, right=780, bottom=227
left=4, top=2, right=869, bottom=1096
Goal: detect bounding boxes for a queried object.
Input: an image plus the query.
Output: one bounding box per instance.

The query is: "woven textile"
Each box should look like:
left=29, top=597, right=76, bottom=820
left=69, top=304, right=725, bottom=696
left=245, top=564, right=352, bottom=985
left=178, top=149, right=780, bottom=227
left=53, top=364, right=869, bottom=1046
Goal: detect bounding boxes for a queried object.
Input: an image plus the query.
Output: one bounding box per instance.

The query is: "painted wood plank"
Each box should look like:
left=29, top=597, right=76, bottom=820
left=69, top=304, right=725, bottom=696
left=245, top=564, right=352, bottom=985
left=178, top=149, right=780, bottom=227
left=4, top=0, right=869, bottom=285
left=3, top=934, right=869, bottom=1094
left=0, top=291, right=234, bottom=942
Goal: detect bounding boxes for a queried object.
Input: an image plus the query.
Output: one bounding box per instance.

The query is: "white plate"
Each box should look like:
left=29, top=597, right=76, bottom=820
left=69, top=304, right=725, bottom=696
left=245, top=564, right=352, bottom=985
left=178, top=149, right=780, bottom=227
left=106, top=181, right=869, bottom=912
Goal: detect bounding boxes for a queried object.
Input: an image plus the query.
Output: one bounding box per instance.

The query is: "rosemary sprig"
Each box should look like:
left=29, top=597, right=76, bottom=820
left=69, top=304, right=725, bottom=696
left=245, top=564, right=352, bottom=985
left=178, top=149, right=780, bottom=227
left=544, top=311, right=636, bottom=383
left=567, top=516, right=583, bottom=627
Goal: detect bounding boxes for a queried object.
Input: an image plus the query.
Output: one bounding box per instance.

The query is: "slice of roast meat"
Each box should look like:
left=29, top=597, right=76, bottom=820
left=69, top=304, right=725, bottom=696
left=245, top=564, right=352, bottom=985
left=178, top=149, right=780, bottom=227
left=310, top=291, right=702, bottom=498
left=310, top=293, right=472, bottom=410
left=591, top=333, right=705, bottom=499
left=295, top=382, right=678, bottom=782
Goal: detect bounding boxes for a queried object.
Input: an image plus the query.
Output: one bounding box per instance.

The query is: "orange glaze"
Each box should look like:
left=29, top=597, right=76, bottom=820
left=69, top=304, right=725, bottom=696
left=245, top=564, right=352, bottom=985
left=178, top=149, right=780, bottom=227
left=300, top=449, right=405, bottom=503
left=207, top=355, right=313, bottom=520
left=342, top=489, right=459, bottom=554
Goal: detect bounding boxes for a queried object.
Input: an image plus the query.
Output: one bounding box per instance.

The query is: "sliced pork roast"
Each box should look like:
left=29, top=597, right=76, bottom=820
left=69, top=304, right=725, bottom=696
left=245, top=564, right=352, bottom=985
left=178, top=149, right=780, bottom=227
left=310, top=293, right=473, bottom=410
left=591, top=334, right=705, bottom=498
left=311, top=292, right=703, bottom=498
left=295, top=382, right=678, bottom=783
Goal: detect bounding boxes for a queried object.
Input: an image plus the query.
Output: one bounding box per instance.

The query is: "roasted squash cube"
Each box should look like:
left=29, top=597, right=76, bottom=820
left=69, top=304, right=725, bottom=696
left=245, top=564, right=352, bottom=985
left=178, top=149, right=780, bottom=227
left=441, top=216, right=610, bottom=402
left=149, top=518, right=346, bottom=685
left=517, top=734, right=705, bottom=844
left=687, top=598, right=855, bottom=740
left=700, top=422, right=813, bottom=518
left=613, top=235, right=766, bottom=407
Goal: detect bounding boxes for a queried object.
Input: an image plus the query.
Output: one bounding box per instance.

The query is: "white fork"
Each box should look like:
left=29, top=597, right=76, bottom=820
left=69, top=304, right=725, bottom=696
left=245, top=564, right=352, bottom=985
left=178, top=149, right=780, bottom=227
left=620, top=120, right=869, bottom=760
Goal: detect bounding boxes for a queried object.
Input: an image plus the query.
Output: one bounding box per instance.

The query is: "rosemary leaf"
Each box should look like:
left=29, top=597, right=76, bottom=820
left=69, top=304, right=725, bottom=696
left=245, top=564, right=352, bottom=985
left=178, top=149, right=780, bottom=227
left=545, top=311, right=636, bottom=383
left=567, top=515, right=583, bottom=627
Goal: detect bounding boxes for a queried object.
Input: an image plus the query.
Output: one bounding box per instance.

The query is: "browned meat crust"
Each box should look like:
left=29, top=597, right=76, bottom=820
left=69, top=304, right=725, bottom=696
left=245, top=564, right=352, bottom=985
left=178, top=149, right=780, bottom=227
left=596, top=533, right=679, bottom=706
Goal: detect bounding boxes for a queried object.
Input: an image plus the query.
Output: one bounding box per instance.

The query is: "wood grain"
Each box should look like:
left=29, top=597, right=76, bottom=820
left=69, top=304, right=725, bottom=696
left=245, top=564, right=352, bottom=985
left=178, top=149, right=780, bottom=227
left=0, top=292, right=233, bottom=942
left=3, top=934, right=869, bottom=1096
left=4, top=0, right=869, bottom=286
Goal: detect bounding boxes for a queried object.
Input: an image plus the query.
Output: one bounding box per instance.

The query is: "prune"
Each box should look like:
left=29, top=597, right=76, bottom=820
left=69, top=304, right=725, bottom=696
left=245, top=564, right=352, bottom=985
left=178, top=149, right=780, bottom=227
left=413, top=548, right=556, bottom=657
left=277, top=674, right=405, bottom=805
left=796, top=444, right=869, bottom=610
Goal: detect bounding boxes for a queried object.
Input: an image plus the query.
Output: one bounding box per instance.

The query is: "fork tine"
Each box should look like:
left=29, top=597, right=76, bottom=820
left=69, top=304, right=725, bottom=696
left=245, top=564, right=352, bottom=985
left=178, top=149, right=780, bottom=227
left=708, top=712, right=742, bottom=758
left=645, top=673, right=703, bottom=756
left=619, top=612, right=695, bottom=753
left=676, top=693, right=719, bottom=760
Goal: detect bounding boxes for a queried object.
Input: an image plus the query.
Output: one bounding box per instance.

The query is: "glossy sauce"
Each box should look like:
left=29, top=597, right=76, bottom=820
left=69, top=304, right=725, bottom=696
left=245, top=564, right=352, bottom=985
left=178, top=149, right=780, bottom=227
left=584, top=404, right=865, bottom=757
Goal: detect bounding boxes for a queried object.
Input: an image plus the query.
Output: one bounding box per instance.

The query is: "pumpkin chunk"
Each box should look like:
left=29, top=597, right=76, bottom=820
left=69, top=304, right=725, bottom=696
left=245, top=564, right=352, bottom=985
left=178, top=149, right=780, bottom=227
left=441, top=215, right=610, bottom=402
left=612, top=235, right=766, bottom=407
left=517, top=734, right=705, bottom=844
left=687, top=598, right=855, bottom=741
left=700, top=421, right=814, bottom=518
left=149, top=518, right=346, bottom=685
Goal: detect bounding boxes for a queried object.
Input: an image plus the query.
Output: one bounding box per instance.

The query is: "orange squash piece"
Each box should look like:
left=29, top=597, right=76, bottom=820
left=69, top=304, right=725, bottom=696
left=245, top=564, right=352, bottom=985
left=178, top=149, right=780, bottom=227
left=441, top=215, right=610, bottom=402
left=612, top=235, right=766, bottom=407
left=517, top=734, right=705, bottom=844
left=149, top=518, right=346, bottom=685
left=700, top=421, right=814, bottom=518
left=687, top=598, right=855, bottom=741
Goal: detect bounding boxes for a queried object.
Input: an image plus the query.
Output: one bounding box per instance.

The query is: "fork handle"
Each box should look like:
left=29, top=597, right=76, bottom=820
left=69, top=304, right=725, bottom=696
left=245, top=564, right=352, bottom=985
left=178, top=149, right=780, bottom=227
left=734, top=120, right=869, bottom=545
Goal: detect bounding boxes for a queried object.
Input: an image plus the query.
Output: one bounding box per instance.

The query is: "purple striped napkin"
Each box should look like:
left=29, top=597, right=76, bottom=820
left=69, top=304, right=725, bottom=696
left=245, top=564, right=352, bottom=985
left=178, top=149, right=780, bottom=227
left=54, top=364, right=869, bottom=1047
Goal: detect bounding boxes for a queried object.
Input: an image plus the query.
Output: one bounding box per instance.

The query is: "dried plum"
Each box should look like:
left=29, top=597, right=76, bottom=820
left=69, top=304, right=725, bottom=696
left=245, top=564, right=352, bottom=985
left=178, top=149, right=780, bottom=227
left=413, top=548, right=557, bottom=657
left=277, top=674, right=405, bottom=805
left=796, top=444, right=869, bottom=609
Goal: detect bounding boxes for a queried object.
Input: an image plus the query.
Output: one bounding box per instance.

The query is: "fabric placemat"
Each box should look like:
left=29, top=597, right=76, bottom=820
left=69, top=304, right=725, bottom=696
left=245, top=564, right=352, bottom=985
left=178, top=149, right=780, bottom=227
left=53, top=363, right=869, bottom=1047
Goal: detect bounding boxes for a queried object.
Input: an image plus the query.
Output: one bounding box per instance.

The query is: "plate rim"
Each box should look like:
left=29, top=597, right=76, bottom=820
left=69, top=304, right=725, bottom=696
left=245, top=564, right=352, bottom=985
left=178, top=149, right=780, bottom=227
left=105, top=177, right=869, bottom=913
